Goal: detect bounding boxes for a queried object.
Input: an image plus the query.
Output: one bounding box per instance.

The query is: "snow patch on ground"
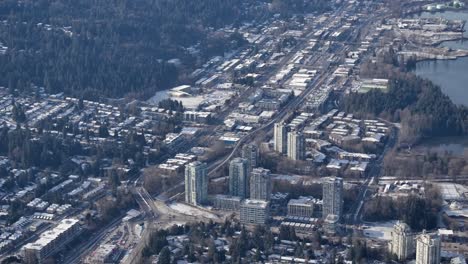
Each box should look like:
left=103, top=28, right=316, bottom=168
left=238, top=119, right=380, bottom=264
left=362, top=220, right=397, bottom=241
left=437, top=183, right=468, bottom=201
left=169, top=202, right=219, bottom=220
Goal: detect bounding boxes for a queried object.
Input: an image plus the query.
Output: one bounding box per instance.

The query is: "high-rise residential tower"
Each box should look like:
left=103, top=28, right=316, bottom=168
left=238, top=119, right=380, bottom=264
left=322, top=177, right=343, bottom=219
left=274, top=122, right=287, bottom=154
left=241, top=144, right=259, bottom=171
left=250, top=168, right=271, bottom=201
left=287, top=131, right=305, bottom=160
left=389, top=221, right=415, bottom=261
left=229, top=158, right=249, bottom=198
left=416, top=231, right=441, bottom=264
left=185, top=161, right=208, bottom=206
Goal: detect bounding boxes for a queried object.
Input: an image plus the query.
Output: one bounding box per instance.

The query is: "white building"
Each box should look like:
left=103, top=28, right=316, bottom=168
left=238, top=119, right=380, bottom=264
left=389, top=221, right=414, bottom=261
left=287, top=131, right=305, bottom=161
left=22, top=219, right=81, bottom=263
left=185, top=161, right=208, bottom=206
left=250, top=168, right=272, bottom=201
left=240, top=199, right=270, bottom=225
left=229, top=158, right=249, bottom=199
left=274, top=122, right=287, bottom=154
left=416, top=231, right=441, bottom=264
left=322, top=177, right=343, bottom=219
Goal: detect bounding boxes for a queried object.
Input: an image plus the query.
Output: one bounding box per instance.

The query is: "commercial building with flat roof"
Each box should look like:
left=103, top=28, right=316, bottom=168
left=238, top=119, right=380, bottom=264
left=85, top=244, right=119, bottom=264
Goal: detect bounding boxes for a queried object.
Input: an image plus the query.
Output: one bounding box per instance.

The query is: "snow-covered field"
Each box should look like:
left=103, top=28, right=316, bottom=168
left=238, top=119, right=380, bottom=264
left=169, top=202, right=219, bottom=220
left=362, top=220, right=396, bottom=240
left=437, top=183, right=468, bottom=201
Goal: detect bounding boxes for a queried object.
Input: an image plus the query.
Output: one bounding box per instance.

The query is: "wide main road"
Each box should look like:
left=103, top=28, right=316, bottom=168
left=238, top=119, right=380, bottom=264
left=207, top=6, right=361, bottom=175
left=207, top=60, right=336, bottom=176
left=344, top=126, right=398, bottom=227
left=104, top=0, right=361, bottom=227
left=112, top=3, right=390, bottom=263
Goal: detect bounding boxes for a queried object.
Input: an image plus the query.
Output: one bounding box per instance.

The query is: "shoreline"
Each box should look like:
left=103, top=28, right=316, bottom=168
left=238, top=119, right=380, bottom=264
left=406, top=6, right=468, bottom=17
left=407, top=8, right=468, bottom=107
left=429, top=35, right=467, bottom=47
left=412, top=54, right=468, bottom=64
left=406, top=8, right=468, bottom=46
left=399, top=48, right=468, bottom=62
left=436, top=36, right=468, bottom=46
left=417, top=32, right=468, bottom=63
left=410, top=50, right=468, bottom=108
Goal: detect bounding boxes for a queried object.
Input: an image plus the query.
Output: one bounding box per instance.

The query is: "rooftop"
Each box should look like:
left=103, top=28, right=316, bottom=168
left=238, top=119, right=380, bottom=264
left=242, top=199, right=269, bottom=208
left=23, top=218, right=79, bottom=250
left=288, top=196, right=317, bottom=206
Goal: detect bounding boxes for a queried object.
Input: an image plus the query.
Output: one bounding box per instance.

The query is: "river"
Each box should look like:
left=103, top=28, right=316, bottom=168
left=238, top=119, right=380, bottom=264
left=412, top=11, right=468, bottom=106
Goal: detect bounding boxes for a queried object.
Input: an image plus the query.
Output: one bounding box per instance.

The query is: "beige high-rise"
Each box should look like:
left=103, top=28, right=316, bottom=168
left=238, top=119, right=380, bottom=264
left=287, top=131, right=305, bottom=160
left=389, top=221, right=414, bottom=261
left=185, top=161, right=208, bottom=206
left=416, top=231, right=441, bottom=264
left=274, top=122, right=287, bottom=154
left=250, top=168, right=271, bottom=201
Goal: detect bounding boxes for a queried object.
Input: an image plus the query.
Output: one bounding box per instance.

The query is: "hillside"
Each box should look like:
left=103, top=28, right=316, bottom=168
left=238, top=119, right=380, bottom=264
left=0, top=0, right=263, bottom=98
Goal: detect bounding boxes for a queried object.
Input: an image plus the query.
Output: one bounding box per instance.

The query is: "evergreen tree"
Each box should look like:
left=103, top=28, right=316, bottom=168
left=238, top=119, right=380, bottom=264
left=158, top=247, right=171, bottom=264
